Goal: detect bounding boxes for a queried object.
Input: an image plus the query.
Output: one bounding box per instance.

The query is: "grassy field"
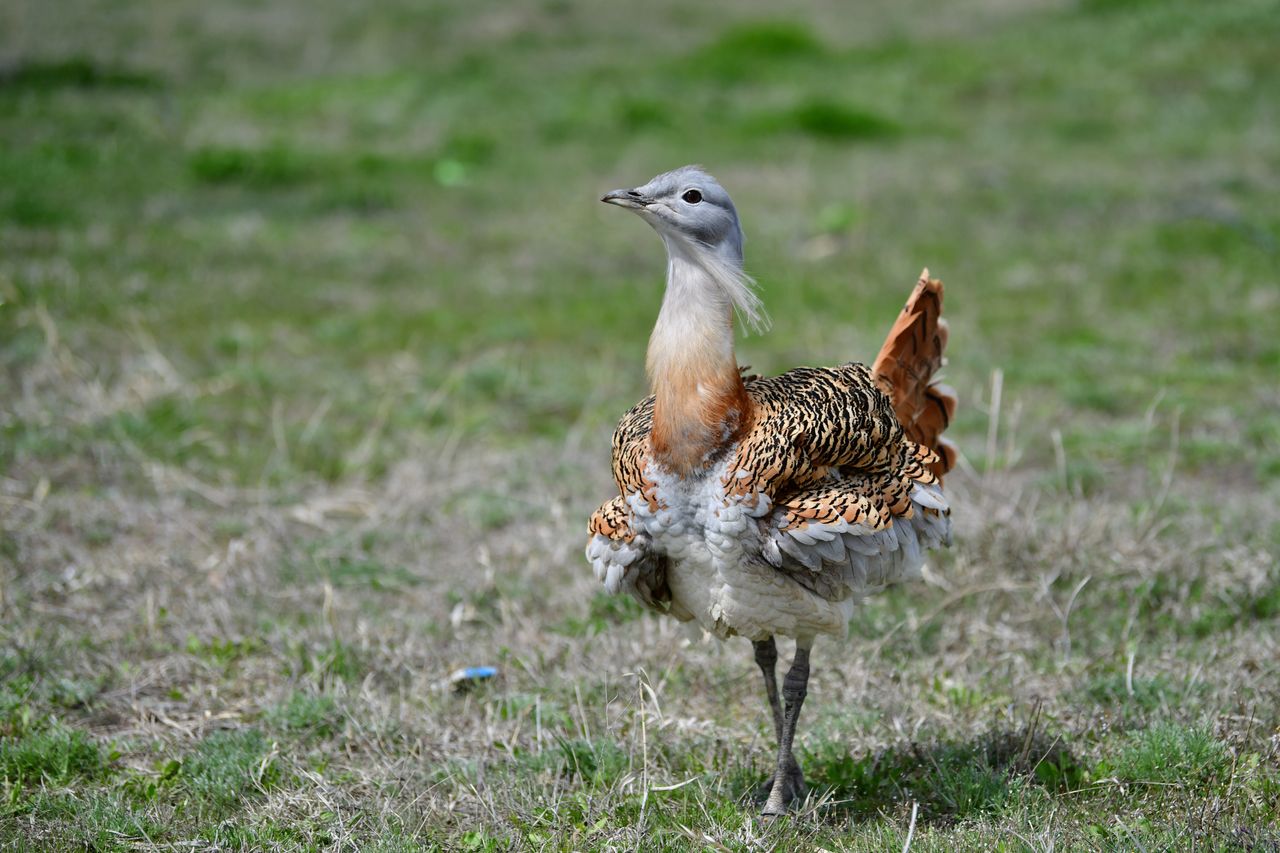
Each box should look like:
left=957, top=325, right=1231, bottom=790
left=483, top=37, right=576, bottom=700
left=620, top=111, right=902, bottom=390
left=2, top=0, right=1279, bottom=848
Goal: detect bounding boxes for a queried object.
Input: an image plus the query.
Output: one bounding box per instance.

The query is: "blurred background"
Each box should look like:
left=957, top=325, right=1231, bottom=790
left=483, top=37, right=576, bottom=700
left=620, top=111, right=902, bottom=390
left=2, top=0, right=1277, bottom=848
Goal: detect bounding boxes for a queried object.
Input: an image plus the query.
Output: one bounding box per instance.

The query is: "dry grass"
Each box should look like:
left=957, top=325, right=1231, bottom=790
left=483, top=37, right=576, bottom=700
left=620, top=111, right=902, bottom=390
left=3, top=325, right=1278, bottom=847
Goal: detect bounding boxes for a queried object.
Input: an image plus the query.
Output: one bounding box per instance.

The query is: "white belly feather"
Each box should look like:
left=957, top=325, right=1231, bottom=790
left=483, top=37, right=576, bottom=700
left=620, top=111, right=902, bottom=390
left=589, top=454, right=950, bottom=643
left=627, top=458, right=854, bottom=642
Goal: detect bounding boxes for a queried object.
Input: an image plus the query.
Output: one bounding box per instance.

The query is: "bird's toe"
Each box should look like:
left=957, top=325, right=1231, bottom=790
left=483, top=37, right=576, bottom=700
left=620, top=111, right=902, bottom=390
left=760, top=798, right=789, bottom=819
left=755, top=760, right=805, bottom=816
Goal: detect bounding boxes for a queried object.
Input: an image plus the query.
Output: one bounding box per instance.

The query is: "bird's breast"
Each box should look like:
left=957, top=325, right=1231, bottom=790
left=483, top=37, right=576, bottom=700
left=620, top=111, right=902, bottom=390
left=628, top=454, right=765, bottom=559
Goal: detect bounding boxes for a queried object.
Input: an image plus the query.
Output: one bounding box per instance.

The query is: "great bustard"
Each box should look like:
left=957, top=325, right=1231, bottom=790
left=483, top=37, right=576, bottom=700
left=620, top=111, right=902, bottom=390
left=586, top=165, right=956, bottom=816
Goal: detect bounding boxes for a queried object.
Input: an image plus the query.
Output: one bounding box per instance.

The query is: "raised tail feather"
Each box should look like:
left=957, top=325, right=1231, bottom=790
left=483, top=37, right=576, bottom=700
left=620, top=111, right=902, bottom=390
left=872, top=269, right=958, bottom=478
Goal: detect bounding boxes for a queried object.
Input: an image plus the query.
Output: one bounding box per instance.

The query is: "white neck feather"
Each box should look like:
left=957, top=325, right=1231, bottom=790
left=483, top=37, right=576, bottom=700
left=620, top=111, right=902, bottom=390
left=642, top=237, right=764, bottom=471
left=645, top=236, right=767, bottom=382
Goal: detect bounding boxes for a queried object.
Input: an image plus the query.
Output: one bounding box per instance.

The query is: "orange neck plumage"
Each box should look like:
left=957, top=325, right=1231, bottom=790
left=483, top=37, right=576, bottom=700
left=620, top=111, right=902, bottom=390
left=645, top=250, right=753, bottom=475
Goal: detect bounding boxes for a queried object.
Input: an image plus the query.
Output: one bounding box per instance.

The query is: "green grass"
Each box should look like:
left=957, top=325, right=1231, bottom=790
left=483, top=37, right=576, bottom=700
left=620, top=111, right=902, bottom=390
left=177, top=729, right=282, bottom=817
left=0, top=727, right=105, bottom=788
left=1104, top=723, right=1230, bottom=787
left=266, top=691, right=342, bottom=739
left=2, top=0, right=1279, bottom=847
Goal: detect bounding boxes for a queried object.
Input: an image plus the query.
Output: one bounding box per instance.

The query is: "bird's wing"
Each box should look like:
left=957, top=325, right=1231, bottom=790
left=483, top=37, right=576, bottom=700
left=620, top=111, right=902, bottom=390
left=759, top=477, right=951, bottom=600
left=585, top=400, right=689, bottom=617
left=727, top=364, right=951, bottom=599
left=726, top=363, right=932, bottom=500
left=587, top=494, right=636, bottom=541
left=610, top=394, right=658, bottom=505
left=586, top=495, right=688, bottom=618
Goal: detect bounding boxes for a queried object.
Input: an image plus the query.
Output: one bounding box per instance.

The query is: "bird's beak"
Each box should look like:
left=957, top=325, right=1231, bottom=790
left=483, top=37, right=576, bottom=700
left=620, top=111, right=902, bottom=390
left=600, top=188, right=650, bottom=210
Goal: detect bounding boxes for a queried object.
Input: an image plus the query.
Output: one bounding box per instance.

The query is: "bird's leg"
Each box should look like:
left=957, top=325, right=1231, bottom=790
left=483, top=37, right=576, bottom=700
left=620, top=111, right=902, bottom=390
left=751, top=637, right=790, bottom=805
left=753, top=637, right=783, bottom=744
left=761, top=643, right=810, bottom=817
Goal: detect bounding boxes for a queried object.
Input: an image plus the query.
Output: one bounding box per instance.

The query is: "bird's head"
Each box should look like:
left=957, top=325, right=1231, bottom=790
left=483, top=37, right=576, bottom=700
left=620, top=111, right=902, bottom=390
left=601, top=165, right=744, bottom=266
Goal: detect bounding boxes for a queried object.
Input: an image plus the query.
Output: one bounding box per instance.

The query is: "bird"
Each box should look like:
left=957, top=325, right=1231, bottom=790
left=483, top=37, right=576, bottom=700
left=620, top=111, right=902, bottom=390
left=586, top=165, right=957, bottom=817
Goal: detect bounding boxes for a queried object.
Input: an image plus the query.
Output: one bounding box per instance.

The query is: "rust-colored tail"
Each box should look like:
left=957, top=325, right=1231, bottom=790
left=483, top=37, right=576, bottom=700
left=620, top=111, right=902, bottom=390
left=872, top=269, right=957, bottom=477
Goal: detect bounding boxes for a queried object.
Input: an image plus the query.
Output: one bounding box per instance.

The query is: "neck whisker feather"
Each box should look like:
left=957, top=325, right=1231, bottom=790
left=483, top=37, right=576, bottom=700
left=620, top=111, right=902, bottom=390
left=690, top=240, right=770, bottom=335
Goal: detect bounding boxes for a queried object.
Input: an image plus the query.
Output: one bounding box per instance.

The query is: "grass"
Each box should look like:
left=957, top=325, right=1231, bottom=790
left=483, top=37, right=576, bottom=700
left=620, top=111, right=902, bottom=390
left=0, top=726, right=105, bottom=788
left=2, top=0, right=1279, bottom=848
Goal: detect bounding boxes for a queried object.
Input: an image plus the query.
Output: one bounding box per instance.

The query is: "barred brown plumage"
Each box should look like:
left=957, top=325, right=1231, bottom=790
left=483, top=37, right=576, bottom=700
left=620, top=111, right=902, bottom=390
left=599, top=361, right=943, bottom=533
left=588, top=166, right=957, bottom=816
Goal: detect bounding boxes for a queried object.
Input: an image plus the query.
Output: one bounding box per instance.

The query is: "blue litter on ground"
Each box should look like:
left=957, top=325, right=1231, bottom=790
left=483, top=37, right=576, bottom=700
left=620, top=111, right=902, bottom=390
left=448, top=666, right=498, bottom=690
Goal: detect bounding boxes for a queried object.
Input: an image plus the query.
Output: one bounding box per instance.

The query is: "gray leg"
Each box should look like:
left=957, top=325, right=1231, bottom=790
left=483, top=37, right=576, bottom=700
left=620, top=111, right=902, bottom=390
left=762, top=643, right=810, bottom=817
left=752, top=638, right=783, bottom=743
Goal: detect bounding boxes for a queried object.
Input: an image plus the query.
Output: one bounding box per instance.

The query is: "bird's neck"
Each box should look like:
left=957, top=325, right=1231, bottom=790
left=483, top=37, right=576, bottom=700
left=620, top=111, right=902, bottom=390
left=646, top=240, right=752, bottom=475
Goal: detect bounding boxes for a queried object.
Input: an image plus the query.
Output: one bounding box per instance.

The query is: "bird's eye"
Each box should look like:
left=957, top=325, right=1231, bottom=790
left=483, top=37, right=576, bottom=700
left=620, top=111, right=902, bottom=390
left=681, top=189, right=703, bottom=204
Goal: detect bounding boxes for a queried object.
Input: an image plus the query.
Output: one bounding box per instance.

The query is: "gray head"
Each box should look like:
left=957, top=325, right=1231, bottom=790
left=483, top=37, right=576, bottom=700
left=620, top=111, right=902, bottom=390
left=601, top=165, right=745, bottom=264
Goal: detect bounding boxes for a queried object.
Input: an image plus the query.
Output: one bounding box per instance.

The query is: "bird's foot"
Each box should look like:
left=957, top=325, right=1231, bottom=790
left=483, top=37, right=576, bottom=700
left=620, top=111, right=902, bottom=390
left=757, top=757, right=805, bottom=817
